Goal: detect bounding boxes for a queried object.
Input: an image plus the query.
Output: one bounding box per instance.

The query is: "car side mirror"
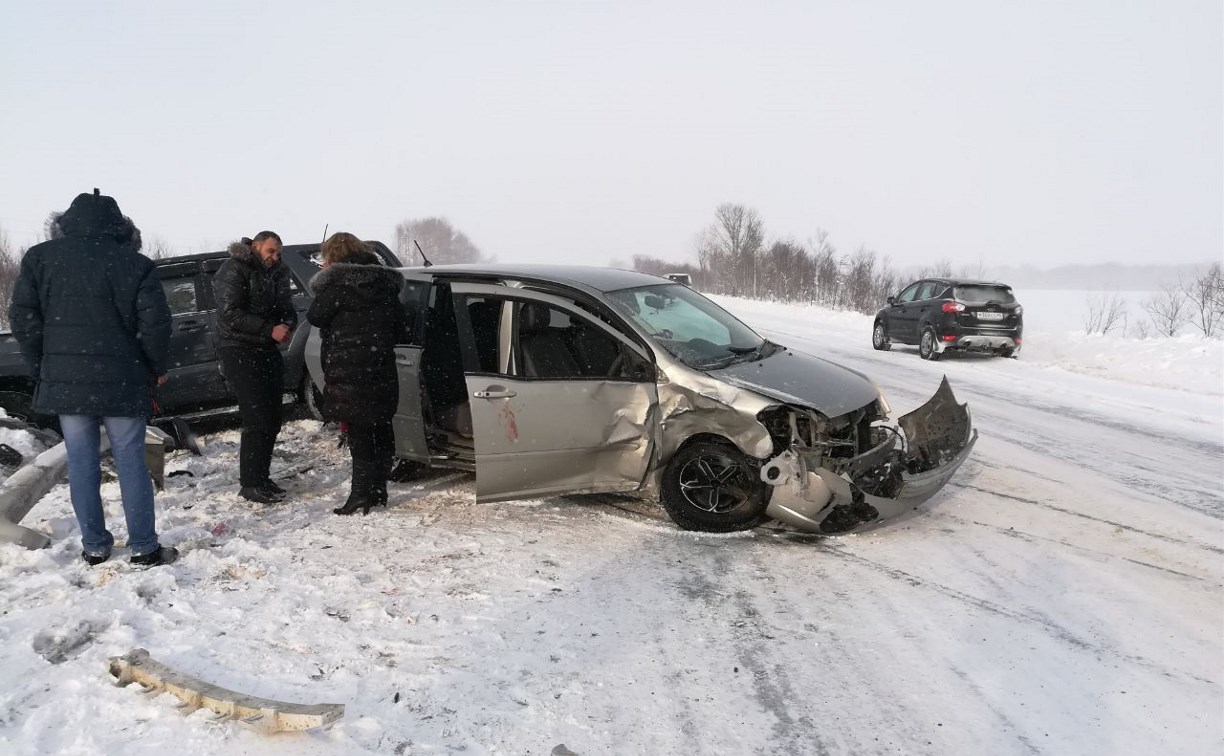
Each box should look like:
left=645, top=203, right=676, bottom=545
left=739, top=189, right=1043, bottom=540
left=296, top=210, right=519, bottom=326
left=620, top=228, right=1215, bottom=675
left=886, top=296, right=896, bottom=305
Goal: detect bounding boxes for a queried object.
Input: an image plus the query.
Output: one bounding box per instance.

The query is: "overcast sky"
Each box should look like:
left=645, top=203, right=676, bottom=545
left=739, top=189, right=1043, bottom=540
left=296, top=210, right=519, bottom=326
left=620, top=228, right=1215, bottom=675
left=2, top=1, right=1220, bottom=269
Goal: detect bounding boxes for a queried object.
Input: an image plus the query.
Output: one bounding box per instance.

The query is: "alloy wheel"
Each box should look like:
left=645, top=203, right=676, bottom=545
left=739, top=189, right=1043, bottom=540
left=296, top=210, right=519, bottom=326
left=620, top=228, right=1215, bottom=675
left=678, top=453, right=754, bottom=513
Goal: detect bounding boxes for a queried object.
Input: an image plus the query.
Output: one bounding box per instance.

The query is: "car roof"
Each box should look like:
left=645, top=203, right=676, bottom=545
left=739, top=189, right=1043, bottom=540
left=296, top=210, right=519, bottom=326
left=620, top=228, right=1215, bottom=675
left=407, top=263, right=671, bottom=293
left=919, top=277, right=1012, bottom=287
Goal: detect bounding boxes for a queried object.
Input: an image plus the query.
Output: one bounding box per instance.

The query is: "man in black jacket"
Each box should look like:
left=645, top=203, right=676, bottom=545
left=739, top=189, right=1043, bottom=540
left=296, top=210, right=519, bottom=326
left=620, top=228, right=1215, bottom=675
left=9, top=189, right=177, bottom=567
left=212, top=231, right=297, bottom=503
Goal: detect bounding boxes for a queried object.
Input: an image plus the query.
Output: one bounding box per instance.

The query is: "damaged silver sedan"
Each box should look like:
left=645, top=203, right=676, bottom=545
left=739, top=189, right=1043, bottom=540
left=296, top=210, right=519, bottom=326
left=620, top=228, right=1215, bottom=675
left=305, top=265, right=977, bottom=534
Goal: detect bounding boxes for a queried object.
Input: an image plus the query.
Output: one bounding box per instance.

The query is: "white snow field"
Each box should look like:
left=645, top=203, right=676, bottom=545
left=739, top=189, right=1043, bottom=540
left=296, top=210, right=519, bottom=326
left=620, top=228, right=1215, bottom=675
left=1, top=297, right=1221, bottom=756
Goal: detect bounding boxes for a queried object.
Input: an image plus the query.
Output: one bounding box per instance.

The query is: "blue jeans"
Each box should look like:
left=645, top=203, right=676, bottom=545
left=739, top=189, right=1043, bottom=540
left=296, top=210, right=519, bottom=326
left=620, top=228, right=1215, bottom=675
left=59, top=415, right=159, bottom=558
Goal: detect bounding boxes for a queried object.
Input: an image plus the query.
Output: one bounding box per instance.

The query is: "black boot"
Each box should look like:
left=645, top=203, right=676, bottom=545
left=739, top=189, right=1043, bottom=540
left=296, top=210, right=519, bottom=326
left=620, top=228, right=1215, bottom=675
left=334, top=486, right=376, bottom=516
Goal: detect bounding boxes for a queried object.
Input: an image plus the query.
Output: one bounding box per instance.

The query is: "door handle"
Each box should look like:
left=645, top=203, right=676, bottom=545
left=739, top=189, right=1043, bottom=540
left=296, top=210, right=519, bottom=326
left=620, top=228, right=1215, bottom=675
left=473, top=389, right=517, bottom=400
left=178, top=321, right=205, bottom=332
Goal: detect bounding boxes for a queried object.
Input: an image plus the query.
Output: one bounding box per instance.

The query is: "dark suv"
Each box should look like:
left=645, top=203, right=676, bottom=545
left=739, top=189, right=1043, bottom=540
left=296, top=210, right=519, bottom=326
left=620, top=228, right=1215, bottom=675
left=872, top=278, right=1023, bottom=360
left=0, top=241, right=401, bottom=425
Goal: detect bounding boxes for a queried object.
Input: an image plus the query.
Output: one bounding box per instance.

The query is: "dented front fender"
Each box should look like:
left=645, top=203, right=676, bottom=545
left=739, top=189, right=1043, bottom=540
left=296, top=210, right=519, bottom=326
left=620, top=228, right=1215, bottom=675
left=765, top=377, right=977, bottom=534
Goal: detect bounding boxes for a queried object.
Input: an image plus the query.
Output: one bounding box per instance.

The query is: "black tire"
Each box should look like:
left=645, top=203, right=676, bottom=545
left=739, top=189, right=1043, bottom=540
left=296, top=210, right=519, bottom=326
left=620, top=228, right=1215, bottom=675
left=388, top=458, right=420, bottom=482
left=872, top=321, right=891, bottom=351
left=303, top=378, right=325, bottom=421
left=660, top=440, right=770, bottom=532
left=919, top=328, right=943, bottom=361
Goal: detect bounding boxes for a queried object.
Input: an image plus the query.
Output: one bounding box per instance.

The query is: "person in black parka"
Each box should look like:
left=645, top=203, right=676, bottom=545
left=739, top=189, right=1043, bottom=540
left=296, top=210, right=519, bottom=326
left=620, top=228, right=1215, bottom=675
left=212, top=231, right=298, bottom=503
left=9, top=189, right=177, bottom=567
left=307, top=232, right=406, bottom=515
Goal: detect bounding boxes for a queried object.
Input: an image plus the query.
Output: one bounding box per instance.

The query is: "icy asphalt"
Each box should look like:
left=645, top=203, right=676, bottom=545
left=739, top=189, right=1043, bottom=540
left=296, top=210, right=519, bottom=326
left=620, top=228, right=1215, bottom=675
left=0, top=299, right=1220, bottom=755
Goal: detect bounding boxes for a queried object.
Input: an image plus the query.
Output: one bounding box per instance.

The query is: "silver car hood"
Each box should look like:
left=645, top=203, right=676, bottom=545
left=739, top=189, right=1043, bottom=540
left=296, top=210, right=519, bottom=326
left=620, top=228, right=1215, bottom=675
left=708, top=346, right=880, bottom=419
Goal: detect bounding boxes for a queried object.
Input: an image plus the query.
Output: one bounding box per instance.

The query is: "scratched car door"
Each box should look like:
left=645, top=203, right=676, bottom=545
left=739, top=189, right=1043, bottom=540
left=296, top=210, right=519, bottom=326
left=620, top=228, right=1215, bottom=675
left=449, top=282, right=659, bottom=503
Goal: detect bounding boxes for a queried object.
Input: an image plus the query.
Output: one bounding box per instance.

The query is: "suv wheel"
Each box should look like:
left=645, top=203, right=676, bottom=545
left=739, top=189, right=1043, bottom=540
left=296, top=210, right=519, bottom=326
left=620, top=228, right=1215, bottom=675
left=660, top=440, right=770, bottom=532
left=872, top=321, right=891, bottom=351
left=919, top=328, right=943, bottom=361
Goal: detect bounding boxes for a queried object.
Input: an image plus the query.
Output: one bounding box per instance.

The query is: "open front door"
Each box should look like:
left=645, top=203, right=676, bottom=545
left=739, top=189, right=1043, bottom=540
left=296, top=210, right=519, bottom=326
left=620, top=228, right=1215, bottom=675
left=388, top=274, right=432, bottom=461
left=450, top=283, right=659, bottom=502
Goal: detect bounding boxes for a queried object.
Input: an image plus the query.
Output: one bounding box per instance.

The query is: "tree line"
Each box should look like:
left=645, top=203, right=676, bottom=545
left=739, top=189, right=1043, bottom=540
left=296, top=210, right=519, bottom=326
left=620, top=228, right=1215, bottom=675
left=629, top=202, right=902, bottom=314
left=1, top=205, right=1219, bottom=338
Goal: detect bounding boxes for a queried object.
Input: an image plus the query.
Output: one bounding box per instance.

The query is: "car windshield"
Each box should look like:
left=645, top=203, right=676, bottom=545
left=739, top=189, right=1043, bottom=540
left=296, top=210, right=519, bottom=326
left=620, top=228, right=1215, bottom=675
left=606, top=284, right=772, bottom=369
left=954, top=285, right=1016, bottom=304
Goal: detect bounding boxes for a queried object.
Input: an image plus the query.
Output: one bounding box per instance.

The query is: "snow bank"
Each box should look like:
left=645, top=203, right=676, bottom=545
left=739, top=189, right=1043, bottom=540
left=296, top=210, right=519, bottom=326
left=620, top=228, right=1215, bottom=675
left=711, top=295, right=1224, bottom=396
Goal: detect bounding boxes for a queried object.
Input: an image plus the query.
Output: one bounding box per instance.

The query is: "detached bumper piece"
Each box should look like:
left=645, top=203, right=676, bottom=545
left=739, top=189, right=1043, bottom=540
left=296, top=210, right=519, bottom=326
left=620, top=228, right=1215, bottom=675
left=108, top=648, right=344, bottom=734
left=764, top=377, right=977, bottom=534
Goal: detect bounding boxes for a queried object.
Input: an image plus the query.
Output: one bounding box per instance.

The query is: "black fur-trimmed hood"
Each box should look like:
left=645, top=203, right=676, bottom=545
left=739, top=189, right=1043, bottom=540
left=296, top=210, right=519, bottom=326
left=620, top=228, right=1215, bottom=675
left=48, top=190, right=142, bottom=250
left=226, top=239, right=263, bottom=265
left=226, top=239, right=287, bottom=273
left=309, top=254, right=403, bottom=297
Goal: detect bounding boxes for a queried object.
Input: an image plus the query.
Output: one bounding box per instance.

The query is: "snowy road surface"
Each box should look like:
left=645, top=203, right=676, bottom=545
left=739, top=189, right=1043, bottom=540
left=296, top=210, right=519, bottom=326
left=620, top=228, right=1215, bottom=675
left=1, top=298, right=1220, bottom=755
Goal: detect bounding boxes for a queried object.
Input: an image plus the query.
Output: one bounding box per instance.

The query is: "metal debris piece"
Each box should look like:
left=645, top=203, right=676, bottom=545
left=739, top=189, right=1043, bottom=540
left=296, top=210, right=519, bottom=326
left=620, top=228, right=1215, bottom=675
left=107, top=648, right=344, bottom=734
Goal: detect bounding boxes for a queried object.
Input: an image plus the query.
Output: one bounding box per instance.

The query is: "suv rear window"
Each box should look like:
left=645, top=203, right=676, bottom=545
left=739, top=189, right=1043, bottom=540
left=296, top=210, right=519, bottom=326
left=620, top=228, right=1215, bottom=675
left=954, top=285, right=1016, bottom=304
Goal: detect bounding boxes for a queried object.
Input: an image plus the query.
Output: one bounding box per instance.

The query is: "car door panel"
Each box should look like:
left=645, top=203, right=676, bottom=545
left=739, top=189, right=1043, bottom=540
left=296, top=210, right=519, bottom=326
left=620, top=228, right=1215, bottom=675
left=156, top=263, right=228, bottom=409
left=389, top=275, right=433, bottom=461
left=891, top=282, right=922, bottom=342
left=391, top=345, right=430, bottom=460
left=450, top=282, right=658, bottom=503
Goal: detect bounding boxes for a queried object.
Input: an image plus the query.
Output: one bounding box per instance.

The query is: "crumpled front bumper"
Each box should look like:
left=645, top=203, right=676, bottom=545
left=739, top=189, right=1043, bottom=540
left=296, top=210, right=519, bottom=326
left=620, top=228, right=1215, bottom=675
left=763, top=377, right=977, bottom=534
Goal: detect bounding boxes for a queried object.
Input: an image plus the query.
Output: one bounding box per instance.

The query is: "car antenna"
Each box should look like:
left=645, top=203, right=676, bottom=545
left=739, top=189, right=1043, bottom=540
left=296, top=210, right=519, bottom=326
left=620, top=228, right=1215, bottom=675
left=321, top=223, right=329, bottom=244
left=413, top=239, right=433, bottom=267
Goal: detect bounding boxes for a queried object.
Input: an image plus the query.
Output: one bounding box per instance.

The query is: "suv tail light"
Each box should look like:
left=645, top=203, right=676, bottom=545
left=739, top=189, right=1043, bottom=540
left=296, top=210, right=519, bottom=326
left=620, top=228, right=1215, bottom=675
left=941, top=301, right=965, bottom=313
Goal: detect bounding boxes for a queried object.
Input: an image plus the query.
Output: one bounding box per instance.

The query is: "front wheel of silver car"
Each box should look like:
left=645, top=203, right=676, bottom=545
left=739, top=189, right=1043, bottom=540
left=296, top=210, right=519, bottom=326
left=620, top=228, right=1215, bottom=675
left=660, top=441, right=770, bottom=532
left=872, top=321, right=891, bottom=351
left=919, top=328, right=943, bottom=361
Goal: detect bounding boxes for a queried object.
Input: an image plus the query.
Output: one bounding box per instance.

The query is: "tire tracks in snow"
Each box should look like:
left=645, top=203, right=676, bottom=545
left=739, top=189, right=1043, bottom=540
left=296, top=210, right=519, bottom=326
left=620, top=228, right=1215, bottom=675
left=811, top=541, right=1217, bottom=688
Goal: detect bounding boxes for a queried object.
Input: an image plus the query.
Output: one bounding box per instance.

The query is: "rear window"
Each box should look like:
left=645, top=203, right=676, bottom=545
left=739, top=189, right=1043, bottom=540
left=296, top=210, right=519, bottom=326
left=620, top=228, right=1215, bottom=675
left=954, top=285, right=1016, bottom=304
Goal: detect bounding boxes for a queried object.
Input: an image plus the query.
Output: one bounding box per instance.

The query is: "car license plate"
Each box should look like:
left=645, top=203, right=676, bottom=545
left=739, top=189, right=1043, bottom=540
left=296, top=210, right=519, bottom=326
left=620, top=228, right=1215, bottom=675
left=976, top=312, right=1005, bottom=321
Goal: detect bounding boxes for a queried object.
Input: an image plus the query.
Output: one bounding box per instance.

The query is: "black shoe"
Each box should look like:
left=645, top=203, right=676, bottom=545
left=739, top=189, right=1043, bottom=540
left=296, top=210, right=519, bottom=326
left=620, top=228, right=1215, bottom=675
left=82, top=551, right=110, bottom=566
left=240, top=486, right=283, bottom=504
left=261, top=478, right=287, bottom=496
left=131, top=546, right=179, bottom=567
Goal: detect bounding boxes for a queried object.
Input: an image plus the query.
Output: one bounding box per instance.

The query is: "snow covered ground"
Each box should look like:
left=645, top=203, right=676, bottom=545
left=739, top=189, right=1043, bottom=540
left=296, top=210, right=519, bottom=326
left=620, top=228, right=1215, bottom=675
left=0, top=298, right=1221, bottom=755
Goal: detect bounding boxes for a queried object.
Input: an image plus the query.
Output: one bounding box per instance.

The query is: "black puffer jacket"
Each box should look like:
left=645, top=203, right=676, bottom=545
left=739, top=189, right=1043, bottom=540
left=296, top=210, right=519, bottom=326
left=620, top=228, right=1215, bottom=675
left=8, top=191, right=171, bottom=417
left=306, top=252, right=407, bottom=425
left=212, top=241, right=298, bottom=351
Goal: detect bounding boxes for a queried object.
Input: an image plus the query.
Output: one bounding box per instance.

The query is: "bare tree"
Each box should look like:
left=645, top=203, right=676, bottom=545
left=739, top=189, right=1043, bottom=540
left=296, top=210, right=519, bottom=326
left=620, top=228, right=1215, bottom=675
left=914, top=258, right=953, bottom=279
left=1083, top=292, right=1128, bottom=335
left=1182, top=263, right=1224, bottom=338
left=811, top=230, right=839, bottom=307
left=697, top=203, right=765, bottom=297
left=394, top=217, right=485, bottom=265
left=0, top=226, right=22, bottom=330
left=144, top=235, right=174, bottom=260
left=1142, top=286, right=1190, bottom=337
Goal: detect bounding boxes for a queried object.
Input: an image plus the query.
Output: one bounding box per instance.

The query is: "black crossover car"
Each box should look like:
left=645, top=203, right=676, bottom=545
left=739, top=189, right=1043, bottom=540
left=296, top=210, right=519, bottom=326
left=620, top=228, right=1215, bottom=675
left=872, top=278, right=1023, bottom=360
